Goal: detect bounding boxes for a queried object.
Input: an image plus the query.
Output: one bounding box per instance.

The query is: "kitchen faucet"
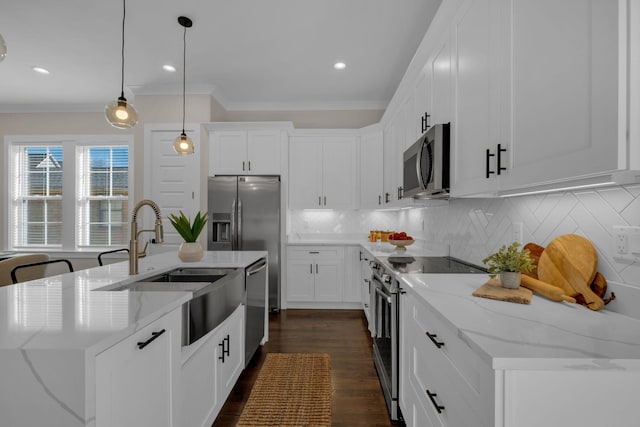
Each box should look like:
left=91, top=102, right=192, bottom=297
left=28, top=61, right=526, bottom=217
left=129, top=199, right=164, bottom=275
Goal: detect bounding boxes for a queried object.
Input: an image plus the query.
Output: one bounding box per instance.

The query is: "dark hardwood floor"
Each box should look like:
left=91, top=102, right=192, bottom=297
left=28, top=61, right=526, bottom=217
left=212, top=309, right=401, bottom=427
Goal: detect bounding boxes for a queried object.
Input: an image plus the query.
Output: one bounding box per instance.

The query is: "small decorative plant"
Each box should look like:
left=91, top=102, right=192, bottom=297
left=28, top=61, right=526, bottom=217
left=168, top=211, right=208, bottom=242
left=482, top=242, right=535, bottom=279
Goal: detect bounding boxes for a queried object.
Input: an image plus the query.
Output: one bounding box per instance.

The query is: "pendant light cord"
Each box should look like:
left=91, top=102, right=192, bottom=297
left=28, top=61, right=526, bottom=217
left=181, top=24, right=187, bottom=134
left=120, top=0, right=126, bottom=98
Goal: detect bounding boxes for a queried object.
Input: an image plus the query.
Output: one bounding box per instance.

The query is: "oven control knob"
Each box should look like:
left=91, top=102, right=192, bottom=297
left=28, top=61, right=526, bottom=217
left=382, top=274, right=392, bottom=284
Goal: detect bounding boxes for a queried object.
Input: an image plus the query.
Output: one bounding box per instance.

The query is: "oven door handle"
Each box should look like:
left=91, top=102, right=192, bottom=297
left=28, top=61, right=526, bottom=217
left=375, top=286, right=392, bottom=304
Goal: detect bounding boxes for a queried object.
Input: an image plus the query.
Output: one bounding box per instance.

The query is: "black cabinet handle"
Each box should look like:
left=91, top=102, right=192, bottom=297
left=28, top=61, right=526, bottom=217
left=397, top=186, right=403, bottom=200
left=421, top=112, right=431, bottom=133
left=426, top=389, right=445, bottom=413
left=248, top=160, right=251, bottom=171
left=378, top=195, right=382, bottom=205
left=218, top=334, right=230, bottom=362
left=218, top=341, right=226, bottom=362
left=426, top=331, right=444, bottom=348
left=137, top=329, right=166, bottom=350
left=242, top=161, right=245, bottom=171
left=497, top=144, right=507, bottom=175
left=485, top=149, right=495, bottom=178
left=224, top=334, right=230, bottom=357
left=318, top=196, right=322, bottom=206
left=309, top=251, right=320, bottom=254
left=385, top=192, right=391, bottom=203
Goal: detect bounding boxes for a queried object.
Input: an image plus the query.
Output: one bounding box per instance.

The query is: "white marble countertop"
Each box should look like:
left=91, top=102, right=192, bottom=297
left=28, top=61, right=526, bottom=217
left=400, top=273, right=640, bottom=371
left=0, top=250, right=267, bottom=354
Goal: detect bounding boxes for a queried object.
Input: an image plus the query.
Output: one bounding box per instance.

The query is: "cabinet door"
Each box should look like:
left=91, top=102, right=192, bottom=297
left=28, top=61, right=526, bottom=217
left=286, top=258, right=316, bottom=301
left=414, top=69, right=432, bottom=137
left=289, top=137, right=323, bottom=209
left=212, top=131, right=248, bottom=175
left=431, top=35, right=452, bottom=126
left=322, top=137, right=357, bottom=209
left=247, top=130, right=281, bottom=174
left=181, top=329, right=220, bottom=427
left=499, top=0, right=621, bottom=191
left=96, top=309, right=180, bottom=427
left=314, top=260, right=342, bottom=302
left=359, top=131, right=384, bottom=209
left=217, top=305, right=245, bottom=402
left=450, top=0, right=501, bottom=197
left=382, top=124, right=396, bottom=205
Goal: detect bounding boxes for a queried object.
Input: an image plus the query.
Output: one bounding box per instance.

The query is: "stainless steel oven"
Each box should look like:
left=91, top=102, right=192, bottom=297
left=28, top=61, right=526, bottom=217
left=371, top=260, right=401, bottom=421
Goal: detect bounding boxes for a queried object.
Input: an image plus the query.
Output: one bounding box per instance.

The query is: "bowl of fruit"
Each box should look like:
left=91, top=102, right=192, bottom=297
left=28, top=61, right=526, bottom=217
left=388, top=232, right=414, bottom=251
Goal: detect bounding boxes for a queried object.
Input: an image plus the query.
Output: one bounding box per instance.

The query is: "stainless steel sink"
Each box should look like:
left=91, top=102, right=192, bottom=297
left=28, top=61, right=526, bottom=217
left=108, top=267, right=244, bottom=346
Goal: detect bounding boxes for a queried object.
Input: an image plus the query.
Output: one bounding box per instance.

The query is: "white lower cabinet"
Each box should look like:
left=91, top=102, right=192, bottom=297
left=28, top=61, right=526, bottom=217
left=400, top=292, right=493, bottom=427
left=95, top=308, right=182, bottom=427
left=287, top=246, right=343, bottom=304
left=181, top=304, right=244, bottom=427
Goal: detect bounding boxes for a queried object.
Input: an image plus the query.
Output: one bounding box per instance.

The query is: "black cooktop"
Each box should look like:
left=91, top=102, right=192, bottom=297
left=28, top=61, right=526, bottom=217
left=379, top=256, right=487, bottom=274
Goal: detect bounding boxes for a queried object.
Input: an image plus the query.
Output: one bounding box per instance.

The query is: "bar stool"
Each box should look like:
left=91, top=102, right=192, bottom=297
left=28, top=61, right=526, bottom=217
left=10, top=258, right=74, bottom=284
left=0, top=254, right=50, bottom=287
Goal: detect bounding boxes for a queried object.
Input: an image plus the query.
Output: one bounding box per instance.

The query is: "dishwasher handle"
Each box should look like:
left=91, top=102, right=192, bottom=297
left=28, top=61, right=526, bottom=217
left=246, top=259, right=267, bottom=277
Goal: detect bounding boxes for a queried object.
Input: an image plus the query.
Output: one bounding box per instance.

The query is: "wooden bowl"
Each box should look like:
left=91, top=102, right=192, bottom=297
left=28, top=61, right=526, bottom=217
left=388, top=239, right=415, bottom=251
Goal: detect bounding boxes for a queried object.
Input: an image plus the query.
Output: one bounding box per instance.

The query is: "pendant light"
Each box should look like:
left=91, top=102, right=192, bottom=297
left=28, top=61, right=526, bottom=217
left=105, top=0, right=138, bottom=129
left=0, top=34, right=7, bottom=62
left=173, top=16, right=194, bottom=155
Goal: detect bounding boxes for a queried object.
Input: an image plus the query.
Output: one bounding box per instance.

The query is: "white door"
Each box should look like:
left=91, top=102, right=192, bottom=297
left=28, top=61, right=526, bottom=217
left=359, top=131, right=384, bottom=209
left=147, top=127, right=200, bottom=251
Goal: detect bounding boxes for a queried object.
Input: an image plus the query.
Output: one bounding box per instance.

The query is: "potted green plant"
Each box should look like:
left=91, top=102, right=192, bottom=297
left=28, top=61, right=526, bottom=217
left=168, top=210, right=208, bottom=262
left=482, top=242, right=535, bottom=289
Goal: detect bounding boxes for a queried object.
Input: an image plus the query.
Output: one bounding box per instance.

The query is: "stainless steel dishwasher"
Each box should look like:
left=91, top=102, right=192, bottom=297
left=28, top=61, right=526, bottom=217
left=245, top=258, right=267, bottom=365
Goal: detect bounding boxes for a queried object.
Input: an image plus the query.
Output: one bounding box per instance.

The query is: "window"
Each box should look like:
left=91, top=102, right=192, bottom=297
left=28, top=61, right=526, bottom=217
left=5, top=136, right=133, bottom=251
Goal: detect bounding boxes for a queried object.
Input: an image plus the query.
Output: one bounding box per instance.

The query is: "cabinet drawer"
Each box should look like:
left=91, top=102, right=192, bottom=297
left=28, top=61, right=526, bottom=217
left=287, top=246, right=344, bottom=260
left=411, top=296, right=485, bottom=393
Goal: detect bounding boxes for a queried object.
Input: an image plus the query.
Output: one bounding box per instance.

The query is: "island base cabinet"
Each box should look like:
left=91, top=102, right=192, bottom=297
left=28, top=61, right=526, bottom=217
left=95, top=308, right=181, bottom=427
left=181, top=304, right=244, bottom=427
left=500, top=370, right=640, bottom=427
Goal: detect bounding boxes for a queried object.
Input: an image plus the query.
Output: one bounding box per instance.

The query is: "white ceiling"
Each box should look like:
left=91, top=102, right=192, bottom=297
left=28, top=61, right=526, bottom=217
left=0, top=0, right=441, bottom=113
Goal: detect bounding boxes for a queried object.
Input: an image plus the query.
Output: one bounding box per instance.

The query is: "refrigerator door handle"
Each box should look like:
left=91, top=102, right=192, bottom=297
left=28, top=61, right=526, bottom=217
left=238, top=199, right=243, bottom=250
left=231, top=199, right=237, bottom=250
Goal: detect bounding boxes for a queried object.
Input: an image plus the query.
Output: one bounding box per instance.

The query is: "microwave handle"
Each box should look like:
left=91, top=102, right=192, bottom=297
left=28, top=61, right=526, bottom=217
left=417, top=139, right=428, bottom=190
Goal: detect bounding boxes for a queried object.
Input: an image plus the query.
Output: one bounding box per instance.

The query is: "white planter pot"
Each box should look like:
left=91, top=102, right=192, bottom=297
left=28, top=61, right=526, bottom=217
left=178, top=242, right=204, bottom=262
left=500, top=271, right=521, bottom=289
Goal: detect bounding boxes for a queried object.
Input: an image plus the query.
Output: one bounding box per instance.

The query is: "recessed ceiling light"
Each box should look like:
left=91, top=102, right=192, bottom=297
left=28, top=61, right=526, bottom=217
left=163, top=64, right=176, bottom=72
left=334, top=62, right=346, bottom=70
left=32, top=66, right=50, bottom=75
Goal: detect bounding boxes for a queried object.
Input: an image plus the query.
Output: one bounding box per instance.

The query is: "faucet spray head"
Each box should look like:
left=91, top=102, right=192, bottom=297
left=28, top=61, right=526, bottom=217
left=155, top=221, right=164, bottom=244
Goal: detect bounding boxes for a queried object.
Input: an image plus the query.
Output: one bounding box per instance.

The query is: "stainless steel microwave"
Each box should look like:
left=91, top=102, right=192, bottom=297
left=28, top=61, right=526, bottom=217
left=403, top=123, right=450, bottom=199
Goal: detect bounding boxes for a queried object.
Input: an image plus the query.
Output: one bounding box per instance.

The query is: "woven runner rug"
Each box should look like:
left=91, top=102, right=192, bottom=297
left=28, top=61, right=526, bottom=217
left=237, top=353, right=332, bottom=426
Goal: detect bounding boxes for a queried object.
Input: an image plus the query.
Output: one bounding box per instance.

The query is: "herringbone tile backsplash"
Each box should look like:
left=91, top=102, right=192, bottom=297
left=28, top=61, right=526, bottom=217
left=290, top=184, right=640, bottom=317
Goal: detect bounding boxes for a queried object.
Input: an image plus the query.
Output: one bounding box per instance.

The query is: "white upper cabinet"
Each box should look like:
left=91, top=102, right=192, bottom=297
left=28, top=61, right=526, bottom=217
left=450, top=0, right=501, bottom=197
left=207, top=122, right=292, bottom=176
left=386, top=0, right=638, bottom=198
left=359, top=129, right=384, bottom=209
left=498, top=0, right=629, bottom=193
left=289, top=134, right=357, bottom=209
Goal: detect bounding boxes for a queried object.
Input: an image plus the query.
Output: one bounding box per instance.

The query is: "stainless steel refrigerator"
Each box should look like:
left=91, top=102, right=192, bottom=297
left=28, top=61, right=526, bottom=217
left=207, top=176, right=281, bottom=311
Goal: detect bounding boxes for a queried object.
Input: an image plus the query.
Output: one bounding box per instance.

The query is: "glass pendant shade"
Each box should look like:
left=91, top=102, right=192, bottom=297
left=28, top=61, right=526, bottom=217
left=105, top=96, right=138, bottom=129
left=0, top=34, right=7, bottom=62
left=173, top=133, right=194, bottom=155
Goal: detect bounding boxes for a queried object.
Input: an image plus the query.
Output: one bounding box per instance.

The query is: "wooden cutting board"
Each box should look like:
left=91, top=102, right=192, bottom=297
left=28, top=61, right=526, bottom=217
left=473, top=279, right=532, bottom=304
left=537, top=234, right=604, bottom=310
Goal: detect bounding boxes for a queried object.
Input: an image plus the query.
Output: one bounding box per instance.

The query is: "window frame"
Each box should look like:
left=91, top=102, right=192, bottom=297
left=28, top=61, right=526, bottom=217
left=3, top=135, right=134, bottom=252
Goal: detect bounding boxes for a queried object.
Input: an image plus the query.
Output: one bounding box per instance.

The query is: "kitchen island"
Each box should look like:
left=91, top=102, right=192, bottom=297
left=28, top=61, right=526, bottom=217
left=0, top=250, right=267, bottom=427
